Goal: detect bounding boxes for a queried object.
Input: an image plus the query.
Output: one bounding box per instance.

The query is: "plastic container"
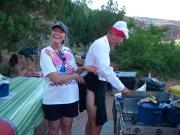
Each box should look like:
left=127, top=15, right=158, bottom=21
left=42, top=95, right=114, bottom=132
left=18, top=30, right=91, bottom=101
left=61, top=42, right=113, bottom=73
left=0, top=84, right=9, bottom=97
left=0, top=74, right=9, bottom=97
left=116, top=71, right=137, bottom=90
left=168, top=85, right=180, bottom=97
left=0, top=118, right=17, bottom=135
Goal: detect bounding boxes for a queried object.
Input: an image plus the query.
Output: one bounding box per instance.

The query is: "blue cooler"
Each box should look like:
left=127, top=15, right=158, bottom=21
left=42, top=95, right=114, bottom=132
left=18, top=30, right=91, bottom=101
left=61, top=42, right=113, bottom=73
left=137, top=102, right=163, bottom=125
left=166, top=105, right=180, bottom=124
left=0, top=75, right=9, bottom=97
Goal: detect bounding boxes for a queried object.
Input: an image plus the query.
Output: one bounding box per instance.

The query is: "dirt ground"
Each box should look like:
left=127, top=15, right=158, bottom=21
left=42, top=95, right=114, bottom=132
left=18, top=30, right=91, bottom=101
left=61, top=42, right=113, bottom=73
left=34, top=79, right=180, bottom=135
left=165, top=79, right=180, bottom=88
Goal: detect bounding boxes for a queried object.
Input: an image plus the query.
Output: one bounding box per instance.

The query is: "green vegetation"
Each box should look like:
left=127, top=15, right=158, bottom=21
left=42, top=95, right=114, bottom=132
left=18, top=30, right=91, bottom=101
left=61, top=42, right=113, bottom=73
left=0, top=0, right=179, bottom=79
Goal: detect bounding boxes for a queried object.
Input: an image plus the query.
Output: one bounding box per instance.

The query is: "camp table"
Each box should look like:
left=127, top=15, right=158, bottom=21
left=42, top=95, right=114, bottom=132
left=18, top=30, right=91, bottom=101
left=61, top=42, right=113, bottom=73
left=0, top=77, right=45, bottom=135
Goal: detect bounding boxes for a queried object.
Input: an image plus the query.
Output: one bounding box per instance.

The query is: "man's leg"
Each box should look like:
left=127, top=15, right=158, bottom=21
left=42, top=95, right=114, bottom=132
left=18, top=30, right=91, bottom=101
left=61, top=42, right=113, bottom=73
left=85, top=90, right=102, bottom=135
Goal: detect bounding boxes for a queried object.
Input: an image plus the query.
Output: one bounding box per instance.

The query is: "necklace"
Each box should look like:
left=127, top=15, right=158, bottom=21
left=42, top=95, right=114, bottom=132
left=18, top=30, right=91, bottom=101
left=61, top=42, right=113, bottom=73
left=51, top=45, right=66, bottom=73
left=51, top=45, right=66, bottom=62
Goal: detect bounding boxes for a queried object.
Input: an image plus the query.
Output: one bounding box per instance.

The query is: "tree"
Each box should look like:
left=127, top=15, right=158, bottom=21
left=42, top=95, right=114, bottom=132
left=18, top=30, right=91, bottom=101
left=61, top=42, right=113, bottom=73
left=0, top=0, right=47, bottom=52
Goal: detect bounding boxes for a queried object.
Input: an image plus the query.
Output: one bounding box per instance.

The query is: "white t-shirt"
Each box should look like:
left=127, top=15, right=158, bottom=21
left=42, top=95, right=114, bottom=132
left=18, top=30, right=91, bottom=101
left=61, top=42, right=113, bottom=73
left=40, top=46, right=79, bottom=105
left=85, top=35, right=125, bottom=91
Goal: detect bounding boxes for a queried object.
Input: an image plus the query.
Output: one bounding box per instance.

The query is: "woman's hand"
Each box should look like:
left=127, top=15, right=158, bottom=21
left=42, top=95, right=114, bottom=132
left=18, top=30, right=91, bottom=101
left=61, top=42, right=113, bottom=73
left=75, top=65, right=97, bottom=75
left=84, top=65, right=97, bottom=75
left=75, top=67, right=85, bottom=74
left=73, top=73, right=85, bottom=84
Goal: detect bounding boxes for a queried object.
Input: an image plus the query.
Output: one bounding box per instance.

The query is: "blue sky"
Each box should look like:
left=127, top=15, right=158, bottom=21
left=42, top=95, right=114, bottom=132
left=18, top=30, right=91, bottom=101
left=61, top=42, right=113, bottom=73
left=87, top=0, right=180, bottom=21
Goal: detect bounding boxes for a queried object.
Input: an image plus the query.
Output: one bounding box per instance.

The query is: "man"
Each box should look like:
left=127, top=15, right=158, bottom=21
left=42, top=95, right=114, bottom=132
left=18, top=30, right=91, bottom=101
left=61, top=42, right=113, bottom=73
left=84, top=21, right=130, bottom=135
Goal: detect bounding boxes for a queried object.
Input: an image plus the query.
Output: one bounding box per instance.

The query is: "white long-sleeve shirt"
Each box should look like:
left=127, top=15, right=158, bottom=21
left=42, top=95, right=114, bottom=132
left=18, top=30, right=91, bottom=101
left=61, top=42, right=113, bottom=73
left=84, top=35, right=125, bottom=91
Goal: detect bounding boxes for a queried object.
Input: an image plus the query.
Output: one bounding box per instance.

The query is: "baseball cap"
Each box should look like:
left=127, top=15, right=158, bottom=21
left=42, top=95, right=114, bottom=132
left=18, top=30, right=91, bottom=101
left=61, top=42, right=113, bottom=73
left=110, top=21, right=129, bottom=39
left=51, top=21, right=68, bottom=34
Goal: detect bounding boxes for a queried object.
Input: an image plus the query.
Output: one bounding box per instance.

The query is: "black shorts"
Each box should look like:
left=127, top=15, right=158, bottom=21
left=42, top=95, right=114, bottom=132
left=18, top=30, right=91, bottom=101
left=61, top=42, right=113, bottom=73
left=84, top=72, right=100, bottom=92
left=42, top=101, right=78, bottom=121
left=83, top=72, right=107, bottom=125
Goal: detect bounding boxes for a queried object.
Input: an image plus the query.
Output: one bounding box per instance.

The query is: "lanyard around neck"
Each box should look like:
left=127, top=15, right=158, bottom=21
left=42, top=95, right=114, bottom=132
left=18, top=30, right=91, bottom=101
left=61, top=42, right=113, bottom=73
left=51, top=46, right=66, bottom=62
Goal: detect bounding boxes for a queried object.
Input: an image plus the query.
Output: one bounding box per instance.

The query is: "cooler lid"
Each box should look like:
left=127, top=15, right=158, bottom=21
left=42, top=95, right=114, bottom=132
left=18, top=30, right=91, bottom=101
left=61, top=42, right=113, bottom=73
left=117, top=71, right=137, bottom=77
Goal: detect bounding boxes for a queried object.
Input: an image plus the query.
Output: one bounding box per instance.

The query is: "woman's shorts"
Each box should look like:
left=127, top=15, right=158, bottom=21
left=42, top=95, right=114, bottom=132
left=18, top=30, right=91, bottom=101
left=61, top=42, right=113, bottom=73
left=42, top=101, right=78, bottom=121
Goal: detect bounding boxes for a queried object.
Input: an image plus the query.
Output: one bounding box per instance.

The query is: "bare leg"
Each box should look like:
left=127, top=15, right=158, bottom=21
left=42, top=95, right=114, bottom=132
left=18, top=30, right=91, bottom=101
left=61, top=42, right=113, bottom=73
left=47, top=119, right=61, bottom=135
left=61, top=117, right=73, bottom=135
left=85, top=119, right=91, bottom=135
left=85, top=89, right=102, bottom=135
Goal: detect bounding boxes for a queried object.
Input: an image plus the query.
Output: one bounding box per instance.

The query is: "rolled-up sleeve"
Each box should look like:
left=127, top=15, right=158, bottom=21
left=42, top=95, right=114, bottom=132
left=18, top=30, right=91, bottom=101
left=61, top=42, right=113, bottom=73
left=85, top=36, right=125, bottom=91
left=40, top=48, right=56, bottom=77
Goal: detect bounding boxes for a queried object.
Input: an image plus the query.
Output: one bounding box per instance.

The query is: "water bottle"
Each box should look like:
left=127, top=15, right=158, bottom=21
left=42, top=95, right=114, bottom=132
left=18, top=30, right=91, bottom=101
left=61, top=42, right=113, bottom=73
left=148, top=72, right=151, bottom=79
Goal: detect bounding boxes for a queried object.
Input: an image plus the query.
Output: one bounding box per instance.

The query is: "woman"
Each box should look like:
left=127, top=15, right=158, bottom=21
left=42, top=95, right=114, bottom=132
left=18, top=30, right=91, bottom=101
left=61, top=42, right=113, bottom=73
left=40, top=21, right=96, bottom=135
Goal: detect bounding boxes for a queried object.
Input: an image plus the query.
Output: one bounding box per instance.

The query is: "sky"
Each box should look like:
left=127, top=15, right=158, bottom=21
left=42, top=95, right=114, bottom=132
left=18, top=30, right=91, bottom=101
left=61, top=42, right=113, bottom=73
left=87, top=0, right=180, bottom=21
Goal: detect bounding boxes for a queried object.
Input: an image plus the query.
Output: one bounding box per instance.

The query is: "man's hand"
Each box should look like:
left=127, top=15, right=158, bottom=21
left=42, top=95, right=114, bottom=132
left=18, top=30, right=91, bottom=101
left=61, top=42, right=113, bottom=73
left=122, top=87, right=130, bottom=96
